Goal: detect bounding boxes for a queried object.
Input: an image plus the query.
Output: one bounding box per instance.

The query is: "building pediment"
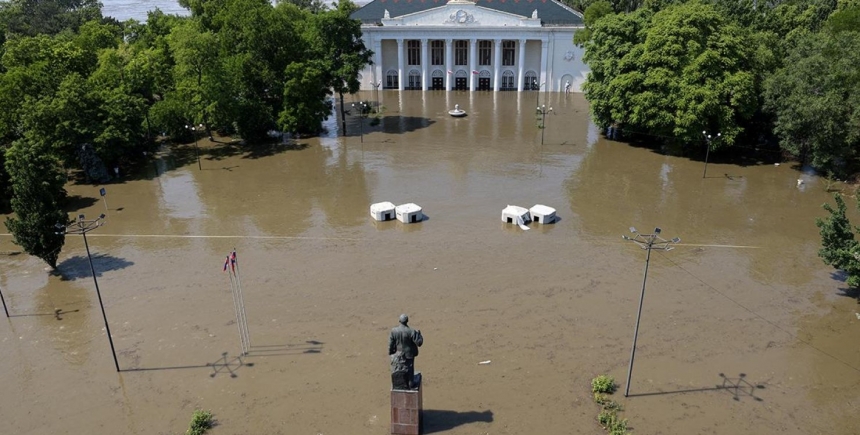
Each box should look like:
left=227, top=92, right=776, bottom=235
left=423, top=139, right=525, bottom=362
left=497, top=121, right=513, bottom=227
left=381, top=1, right=541, bottom=27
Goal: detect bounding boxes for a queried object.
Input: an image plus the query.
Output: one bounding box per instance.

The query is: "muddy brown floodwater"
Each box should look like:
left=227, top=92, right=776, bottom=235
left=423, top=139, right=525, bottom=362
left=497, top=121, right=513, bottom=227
left=1, top=91, right=859, bottom=435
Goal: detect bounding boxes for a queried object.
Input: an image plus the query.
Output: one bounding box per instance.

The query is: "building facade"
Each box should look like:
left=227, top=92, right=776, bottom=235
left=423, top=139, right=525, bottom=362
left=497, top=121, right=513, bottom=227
left=350, top=0, right=589, bottom=93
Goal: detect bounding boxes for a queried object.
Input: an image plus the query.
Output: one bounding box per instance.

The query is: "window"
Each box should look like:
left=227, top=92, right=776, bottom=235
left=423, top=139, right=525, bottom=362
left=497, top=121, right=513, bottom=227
left=407, top=40, right=420, bottom=66
left=408, top=70, right=421, bottom=90
left=502, top=41, right=515, bottom=66
left=478, top=40, right=491, bottom=66
left=501, top=70, right=515, bottom=90
left=386, top=69, right=399, bottom=89
left=525, top=71, right=538, bottom=90
left=431, top=40, right=444, bottom=65
left=455, top=40, right=468, bottom=65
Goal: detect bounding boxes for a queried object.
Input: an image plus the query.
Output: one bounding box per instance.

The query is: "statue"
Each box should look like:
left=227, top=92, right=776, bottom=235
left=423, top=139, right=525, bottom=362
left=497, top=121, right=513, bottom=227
left=384, top=9, right=390, bottom=19
left=389, top=314, right=423, bottom=389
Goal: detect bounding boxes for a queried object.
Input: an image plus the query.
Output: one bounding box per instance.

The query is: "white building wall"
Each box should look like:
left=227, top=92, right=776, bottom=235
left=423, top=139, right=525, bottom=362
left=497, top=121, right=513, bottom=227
left=381, top=40, right=399, bottom=86
left=547, top=32, right=587, bottom=93
left=523, top=39, right=542, bottom=88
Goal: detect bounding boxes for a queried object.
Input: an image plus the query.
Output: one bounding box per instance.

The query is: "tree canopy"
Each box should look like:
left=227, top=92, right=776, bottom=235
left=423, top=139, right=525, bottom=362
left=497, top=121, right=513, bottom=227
left=0, top=0, right=371, bottom=266
left=581, top=0, right=860, bottom=174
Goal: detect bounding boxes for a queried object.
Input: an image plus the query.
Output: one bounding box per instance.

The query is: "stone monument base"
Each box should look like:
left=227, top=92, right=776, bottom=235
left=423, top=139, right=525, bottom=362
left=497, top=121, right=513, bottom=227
left=390, top=373, right=423, bottom=435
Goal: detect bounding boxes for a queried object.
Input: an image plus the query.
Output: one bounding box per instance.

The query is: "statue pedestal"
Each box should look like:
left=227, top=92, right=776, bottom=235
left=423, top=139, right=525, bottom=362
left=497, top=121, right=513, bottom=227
left=390, top=374, right=423, bottom=435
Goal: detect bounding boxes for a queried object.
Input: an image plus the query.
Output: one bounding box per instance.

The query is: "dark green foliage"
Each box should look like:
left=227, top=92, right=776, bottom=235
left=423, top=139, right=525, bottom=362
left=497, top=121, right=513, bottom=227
left=279, top=60, right=332, bottom=134
left=278, top=0, right=328, bottom=13
left=816, top=194, right=860, bottom=288
left=0, top=0, right=103, bottom=37
left=573, top=1, right=614, bottom=46
left=4, top=140, right=68, bottom=268
left=583, top=2, right=759, bottom=147
left=763, top=30, right=860, bottom=176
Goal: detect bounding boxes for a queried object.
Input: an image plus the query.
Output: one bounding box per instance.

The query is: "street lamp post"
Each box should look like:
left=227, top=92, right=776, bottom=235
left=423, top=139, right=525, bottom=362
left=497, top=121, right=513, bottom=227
left=352, top=102, right=368, bottom=143
left=621, top=226, right=680, bottom=397
left=536, top=105, right=553, bottom=145
left=56, top=214, right=120, bottom=372
left=702, top=131, right=721, bottom=178
left=185, top=123, right=204, bottom=170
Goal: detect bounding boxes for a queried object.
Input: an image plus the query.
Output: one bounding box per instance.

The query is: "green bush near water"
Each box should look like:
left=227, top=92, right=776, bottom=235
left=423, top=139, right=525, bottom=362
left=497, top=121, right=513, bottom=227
left=186, top=410, right=213, bottom=435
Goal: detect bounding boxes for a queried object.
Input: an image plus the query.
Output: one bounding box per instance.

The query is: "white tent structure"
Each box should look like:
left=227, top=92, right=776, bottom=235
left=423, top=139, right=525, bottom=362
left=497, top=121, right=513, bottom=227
left=530, top=204, right=556, bottom=224
left=370, top=201, right=397, bottom=221
left=501, top=205, right=531, bottom=230
left=395, top=203, right=424, bottom=223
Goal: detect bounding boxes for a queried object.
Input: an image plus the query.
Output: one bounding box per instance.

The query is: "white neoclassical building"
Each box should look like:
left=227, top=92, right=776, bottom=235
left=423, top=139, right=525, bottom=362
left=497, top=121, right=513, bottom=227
left=350, top=0, right=589, bottom=93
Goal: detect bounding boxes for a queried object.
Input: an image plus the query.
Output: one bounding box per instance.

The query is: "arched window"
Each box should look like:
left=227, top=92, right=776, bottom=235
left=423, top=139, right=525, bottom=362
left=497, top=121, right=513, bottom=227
left=502, top=70, right=515, bottom=91
left=455, top=70, right=468, bottom=77
left=431, top=69, right=444, bottom=77
left=386, top=69, right=399, bottom=89
left=408, top=69, right=421, bottom=90
left=525, top=71, right=538, bottom=90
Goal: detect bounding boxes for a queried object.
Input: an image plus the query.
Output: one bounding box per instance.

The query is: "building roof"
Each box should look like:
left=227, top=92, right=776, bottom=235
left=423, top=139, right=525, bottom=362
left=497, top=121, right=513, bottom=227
left=351, top=0, right=583, bottom=26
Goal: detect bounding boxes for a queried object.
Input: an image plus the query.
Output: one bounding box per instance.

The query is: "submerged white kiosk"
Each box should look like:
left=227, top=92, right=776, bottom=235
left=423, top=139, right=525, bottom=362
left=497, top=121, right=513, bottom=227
left=396, top=203, right=424, bottom=223
left=370, top=201, right=397, bottom=221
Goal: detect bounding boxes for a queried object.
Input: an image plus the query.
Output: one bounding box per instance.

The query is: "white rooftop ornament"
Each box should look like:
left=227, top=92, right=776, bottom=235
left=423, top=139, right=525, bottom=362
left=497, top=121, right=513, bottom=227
left=532, top=9, right=538, bottom=19
left=384, top=9, right=390, bottom=19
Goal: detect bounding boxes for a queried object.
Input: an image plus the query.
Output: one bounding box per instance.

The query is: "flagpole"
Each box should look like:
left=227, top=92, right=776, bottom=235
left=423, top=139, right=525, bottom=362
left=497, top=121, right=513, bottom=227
left=232, top=249, right=251, bottom=353
left=226, top=257, right=247, bottom=355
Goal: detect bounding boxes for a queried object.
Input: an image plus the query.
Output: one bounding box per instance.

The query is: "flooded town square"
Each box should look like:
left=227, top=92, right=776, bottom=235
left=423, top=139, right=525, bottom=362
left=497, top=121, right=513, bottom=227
left=1, top=91, right=858, bottom=434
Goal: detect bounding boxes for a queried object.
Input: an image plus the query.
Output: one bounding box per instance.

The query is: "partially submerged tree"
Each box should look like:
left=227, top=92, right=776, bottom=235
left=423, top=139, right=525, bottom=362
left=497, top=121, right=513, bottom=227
left=816, top=194, right=860, bottom=288
left=4, top=139, right=68, bottom=269
left=582, top=2, right=760, bottom=147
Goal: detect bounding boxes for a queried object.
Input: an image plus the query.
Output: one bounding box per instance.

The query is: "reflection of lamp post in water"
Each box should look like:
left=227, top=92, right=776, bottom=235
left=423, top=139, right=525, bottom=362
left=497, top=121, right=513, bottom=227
left=536, top=105, right=553, bottom=145
left=533, top=80, right=545, bottom=107
left=352, top=102, right=368, bottom=143
left=371, top=81, right=382, bottom=112
left=621, top=226, right=679, bottom=397
left=185, top=123, right=204, bottom=170
left=56, top=214, right=120, bottom=372
left=702, top=130, right=721, bottom=178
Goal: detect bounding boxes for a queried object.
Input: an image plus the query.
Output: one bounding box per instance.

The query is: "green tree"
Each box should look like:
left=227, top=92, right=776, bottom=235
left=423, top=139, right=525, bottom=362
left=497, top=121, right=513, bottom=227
left=278, top=0, right=327, bottom=14
left=279, top=60, right=331, bottom=134
left=304, top=1, right=372, bottom=134
left=0, top=0, right=103, bottom=37
left=573, top=1, right=614, bottom=47
left=4, top=139, right=68, bottom=268
left=583, top=2, right=759, bottom=147
left=816, top=194, right=860, bottom=288
left=763, top=31, right=860, bottom=176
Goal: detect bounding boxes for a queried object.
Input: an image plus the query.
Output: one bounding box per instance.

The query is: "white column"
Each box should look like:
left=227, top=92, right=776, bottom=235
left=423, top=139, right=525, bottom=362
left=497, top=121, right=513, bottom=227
left=396, top=38, right=405, bottom=91
left=421, top=39, right=429, bottom=91
left=539, top=37, right=548, bottom=90
left=493, top=38, right=502, bottom=91
left=374, top=38, right=383, bottom=90
left=469, top=39, right=477, bottom=91
left=518, top=38, right=526, bottom=92
left=445, top=38, right=453, bottom=91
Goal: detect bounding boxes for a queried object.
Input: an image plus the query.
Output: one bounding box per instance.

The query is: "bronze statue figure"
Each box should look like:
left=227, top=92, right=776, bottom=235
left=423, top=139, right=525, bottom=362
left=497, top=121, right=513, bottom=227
left=389, top=314, right=423, bottom=389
